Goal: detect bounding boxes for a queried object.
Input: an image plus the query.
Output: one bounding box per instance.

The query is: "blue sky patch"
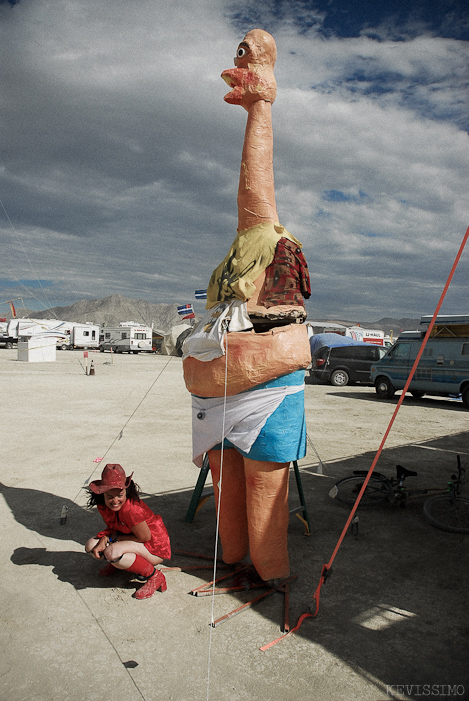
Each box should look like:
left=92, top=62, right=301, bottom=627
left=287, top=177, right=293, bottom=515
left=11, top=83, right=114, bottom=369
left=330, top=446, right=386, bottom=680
left=229, top=0, right=469, bottom=40
left=0, top=279, right=53, bottom=289
left=322, top=190, right=370, bottom=203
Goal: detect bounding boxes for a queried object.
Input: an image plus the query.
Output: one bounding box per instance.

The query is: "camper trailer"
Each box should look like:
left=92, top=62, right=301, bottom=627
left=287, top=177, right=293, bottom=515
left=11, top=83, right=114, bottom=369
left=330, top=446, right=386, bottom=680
left=57, top=323, right=100, bottom=350
left=3, top=318, right=68, bottom=348
left=100, top=324, right=153, bottom=354
left=2, top=318, right=99, bottom=351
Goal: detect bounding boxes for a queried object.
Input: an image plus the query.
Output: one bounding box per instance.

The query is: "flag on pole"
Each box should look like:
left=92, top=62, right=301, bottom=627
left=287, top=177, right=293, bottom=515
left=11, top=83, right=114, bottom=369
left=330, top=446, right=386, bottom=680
left=195, top=289, right=207, bottom=300
left=8, top=301, right=16, bottom=318
left=182, top=313, right=196, bottom=320
left=177, top=303, right=194, bottom=316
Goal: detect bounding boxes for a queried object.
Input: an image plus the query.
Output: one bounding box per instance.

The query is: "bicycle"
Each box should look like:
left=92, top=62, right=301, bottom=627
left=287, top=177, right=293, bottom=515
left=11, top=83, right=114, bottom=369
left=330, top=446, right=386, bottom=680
left=329, top=455, right=469, bottom=534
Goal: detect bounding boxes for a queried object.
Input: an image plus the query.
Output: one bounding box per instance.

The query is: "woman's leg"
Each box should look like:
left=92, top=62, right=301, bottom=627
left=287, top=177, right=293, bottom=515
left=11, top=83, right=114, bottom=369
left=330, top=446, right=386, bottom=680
left=207, top=448, right=249, bottom=564
left=243, top=458, right=290, bottom=581
left=103, top=540, right=163, bottom=569
left=106, top=552, right=167, bottom=598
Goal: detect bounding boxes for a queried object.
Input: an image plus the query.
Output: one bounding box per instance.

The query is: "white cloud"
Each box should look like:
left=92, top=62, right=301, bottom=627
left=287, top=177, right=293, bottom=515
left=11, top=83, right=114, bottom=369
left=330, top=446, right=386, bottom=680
left=0, top=0, right=467, bottom=320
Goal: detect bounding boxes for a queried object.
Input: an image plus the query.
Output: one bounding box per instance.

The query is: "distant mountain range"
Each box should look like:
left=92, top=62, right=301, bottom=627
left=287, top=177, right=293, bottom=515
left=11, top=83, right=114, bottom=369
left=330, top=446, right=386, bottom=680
left=315, top=317, right=421, bottom=335
left=8, top=295, right=183, bottom=333
left=3, top=294, right=420, bottom=335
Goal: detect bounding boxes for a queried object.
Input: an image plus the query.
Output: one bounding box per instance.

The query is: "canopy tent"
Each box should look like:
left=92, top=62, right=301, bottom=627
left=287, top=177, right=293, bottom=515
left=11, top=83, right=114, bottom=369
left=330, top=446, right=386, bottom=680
left=309, top=332, right=370, bottom=356
left=161, top=323, right=192, bottom=356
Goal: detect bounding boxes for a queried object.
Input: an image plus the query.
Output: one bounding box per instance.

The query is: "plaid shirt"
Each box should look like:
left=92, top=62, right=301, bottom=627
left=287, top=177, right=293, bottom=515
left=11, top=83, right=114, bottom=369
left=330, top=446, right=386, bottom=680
left=258, top=238, right=311, bottom=308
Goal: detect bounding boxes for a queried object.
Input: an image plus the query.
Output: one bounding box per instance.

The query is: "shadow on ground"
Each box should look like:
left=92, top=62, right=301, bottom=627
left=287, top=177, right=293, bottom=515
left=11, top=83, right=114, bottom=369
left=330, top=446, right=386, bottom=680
left=285, top=430, right=469, bottom=697
left=325, top=388, right=466, bottom=412
left=4, top=431, right=469, bottom=698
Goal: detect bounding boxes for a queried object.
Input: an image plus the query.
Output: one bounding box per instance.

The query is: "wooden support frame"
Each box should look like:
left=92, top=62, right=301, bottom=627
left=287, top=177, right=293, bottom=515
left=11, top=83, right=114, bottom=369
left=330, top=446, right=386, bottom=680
left=184, top=456, right=311, bottom=535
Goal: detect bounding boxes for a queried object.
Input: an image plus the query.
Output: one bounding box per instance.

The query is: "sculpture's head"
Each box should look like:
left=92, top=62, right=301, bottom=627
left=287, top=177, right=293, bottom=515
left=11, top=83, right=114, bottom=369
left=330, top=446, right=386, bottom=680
left=221, top=29, right=277, bottom=110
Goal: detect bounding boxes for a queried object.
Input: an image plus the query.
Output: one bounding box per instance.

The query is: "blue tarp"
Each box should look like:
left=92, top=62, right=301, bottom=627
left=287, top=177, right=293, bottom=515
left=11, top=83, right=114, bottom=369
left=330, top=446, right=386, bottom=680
left=309, top=332, right=370, bottom=355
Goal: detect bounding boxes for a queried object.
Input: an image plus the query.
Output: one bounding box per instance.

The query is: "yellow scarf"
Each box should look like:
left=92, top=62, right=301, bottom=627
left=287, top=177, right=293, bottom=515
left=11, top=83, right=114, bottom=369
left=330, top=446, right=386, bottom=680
left=206, top=222, right=302, bottom=309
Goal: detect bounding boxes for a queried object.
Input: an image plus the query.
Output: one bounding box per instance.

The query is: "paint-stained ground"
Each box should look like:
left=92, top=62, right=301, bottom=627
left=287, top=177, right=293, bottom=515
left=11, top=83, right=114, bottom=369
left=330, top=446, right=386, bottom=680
left=1, top=350, right=468, bottom=701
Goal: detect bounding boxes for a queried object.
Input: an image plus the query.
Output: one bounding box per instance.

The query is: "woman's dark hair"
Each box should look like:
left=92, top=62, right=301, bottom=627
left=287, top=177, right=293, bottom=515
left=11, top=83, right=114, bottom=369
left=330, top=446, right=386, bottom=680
left=86, top=480, right=141, bottom=508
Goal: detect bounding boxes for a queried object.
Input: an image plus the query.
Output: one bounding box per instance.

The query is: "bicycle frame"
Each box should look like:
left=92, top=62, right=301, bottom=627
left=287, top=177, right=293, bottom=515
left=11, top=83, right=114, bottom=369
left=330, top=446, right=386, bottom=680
left=330, top=456, right=468, bottom=532
left=333, top=456, right=466, bottom=508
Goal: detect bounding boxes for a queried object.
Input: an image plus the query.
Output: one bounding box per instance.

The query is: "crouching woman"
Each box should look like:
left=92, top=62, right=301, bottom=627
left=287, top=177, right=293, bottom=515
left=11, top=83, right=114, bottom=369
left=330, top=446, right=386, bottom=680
left=85, top=463, right=171, bottom=599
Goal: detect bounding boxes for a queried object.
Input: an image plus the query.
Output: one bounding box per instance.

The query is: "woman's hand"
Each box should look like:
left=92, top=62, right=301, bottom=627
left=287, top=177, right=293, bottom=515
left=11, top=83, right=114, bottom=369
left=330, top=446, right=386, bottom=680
left=91, top=536, right=109, bottom=560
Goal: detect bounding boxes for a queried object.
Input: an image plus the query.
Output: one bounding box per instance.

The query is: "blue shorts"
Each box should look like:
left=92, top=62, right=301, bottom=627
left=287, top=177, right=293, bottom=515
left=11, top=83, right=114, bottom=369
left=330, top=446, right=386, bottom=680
left=212, top=370, right=306, bottom=463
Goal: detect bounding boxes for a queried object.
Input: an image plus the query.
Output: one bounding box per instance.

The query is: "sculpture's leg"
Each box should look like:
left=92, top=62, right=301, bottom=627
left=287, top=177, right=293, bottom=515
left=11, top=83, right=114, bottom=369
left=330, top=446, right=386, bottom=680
left=243, top=457, right=290, bottom=582
left=207, top=448, right=249, bottom=564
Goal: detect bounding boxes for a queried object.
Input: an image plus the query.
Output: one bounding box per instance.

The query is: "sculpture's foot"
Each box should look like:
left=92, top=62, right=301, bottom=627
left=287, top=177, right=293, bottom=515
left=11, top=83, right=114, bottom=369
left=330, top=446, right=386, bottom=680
left=265, top=575, right=295, bottom=590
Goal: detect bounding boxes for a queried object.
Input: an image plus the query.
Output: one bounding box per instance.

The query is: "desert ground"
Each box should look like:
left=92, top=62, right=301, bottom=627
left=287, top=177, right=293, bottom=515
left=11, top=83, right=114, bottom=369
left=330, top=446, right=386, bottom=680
left=1, top=349, right=468, bottom=701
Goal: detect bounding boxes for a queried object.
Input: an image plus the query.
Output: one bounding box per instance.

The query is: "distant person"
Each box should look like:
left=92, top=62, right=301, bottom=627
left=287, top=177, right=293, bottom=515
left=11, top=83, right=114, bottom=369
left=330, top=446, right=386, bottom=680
left=85, top=464, right=170, bottom=599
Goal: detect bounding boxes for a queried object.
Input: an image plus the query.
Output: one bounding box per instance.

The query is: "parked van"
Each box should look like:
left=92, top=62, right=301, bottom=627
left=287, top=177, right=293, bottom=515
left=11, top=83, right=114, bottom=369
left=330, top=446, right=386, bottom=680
left=309, top=333, right=388, bottom=386
left=370, top=315, right=469, bottom=408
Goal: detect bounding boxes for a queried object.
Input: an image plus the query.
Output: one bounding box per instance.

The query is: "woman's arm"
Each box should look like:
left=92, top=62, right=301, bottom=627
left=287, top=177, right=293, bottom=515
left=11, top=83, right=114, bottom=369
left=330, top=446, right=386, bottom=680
left=113, top=520, right=151, bottom=544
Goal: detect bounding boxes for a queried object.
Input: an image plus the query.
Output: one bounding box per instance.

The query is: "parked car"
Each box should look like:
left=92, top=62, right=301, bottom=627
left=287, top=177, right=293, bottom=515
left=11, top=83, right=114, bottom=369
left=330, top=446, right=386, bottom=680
left=309, top=333, right=388, bottom=386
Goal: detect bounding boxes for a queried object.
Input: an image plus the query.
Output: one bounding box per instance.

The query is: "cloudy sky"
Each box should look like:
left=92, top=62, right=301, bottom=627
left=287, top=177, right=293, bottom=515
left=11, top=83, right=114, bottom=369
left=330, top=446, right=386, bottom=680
left=1, top=0, right=468, bottom=322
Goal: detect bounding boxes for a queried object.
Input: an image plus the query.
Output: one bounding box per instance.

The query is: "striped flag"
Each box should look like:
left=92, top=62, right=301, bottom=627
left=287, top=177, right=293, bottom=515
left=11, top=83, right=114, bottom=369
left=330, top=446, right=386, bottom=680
left=195, top=289, right=207, bottom=300
left=177, top=303, right=194, bottom=316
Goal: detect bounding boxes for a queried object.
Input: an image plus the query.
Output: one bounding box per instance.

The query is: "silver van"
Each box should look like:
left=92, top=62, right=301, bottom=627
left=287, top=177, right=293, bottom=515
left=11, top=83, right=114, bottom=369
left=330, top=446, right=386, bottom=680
left=370, top=315, right=469, bottom=409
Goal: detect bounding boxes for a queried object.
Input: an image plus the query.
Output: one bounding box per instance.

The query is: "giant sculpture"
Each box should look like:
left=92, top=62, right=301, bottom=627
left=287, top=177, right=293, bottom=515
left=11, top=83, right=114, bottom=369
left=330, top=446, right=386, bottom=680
left=183, top=29, right=311, bottom=584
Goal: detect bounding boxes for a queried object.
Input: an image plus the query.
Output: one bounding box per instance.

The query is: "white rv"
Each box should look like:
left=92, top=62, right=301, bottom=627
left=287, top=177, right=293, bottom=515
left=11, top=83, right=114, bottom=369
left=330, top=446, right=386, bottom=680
left=100, top=324, right=153, bottom=354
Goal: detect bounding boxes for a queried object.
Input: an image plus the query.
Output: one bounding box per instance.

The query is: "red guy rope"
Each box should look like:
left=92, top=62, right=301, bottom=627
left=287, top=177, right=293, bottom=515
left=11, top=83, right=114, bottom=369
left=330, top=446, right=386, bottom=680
left=261, top=223, right=469, bottom=651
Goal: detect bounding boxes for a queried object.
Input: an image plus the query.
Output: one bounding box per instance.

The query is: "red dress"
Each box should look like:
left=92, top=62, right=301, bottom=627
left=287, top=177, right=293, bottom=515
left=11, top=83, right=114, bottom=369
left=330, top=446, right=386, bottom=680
left=96, top=498, right=171, bottom=560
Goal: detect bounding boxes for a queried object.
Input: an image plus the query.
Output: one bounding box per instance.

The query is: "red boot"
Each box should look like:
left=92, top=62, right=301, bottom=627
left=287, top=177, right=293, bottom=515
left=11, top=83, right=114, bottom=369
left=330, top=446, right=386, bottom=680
left=134, top=569, right=167, bottom=599
left=99, top=562, right=117, bottom=577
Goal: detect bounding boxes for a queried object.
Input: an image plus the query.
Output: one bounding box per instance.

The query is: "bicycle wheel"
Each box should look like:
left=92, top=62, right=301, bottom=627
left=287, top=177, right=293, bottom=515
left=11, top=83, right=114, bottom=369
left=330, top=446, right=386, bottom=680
left=423, top=495, right=469, bottom=534
left=330, top=475, right=394, bottom=507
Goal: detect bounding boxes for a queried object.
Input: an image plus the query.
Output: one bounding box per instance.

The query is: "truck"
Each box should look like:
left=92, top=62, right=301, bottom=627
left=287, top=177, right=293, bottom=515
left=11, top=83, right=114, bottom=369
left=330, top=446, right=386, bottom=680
left=0, top=320, right=9, bottom=347
left=100, top=323, right=153, bottom=354
left=370, top=314, right=469, bottom=408
left=345, top=326, right=387, bottom=346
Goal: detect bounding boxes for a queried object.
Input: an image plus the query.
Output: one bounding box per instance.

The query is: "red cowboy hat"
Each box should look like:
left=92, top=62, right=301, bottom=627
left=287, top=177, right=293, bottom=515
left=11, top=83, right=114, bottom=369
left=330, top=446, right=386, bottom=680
left=89, top=464, right=133, bottom=494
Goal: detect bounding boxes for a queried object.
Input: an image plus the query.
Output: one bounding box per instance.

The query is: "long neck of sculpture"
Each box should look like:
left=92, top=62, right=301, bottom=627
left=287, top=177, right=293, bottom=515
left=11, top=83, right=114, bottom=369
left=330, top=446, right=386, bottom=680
left=237, top=100, right=278, bottom=232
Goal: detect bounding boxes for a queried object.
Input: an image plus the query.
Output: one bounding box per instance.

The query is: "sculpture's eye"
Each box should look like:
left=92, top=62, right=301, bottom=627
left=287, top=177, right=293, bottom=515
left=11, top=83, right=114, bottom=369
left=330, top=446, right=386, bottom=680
left=237, top=46, right=247, bottom=58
